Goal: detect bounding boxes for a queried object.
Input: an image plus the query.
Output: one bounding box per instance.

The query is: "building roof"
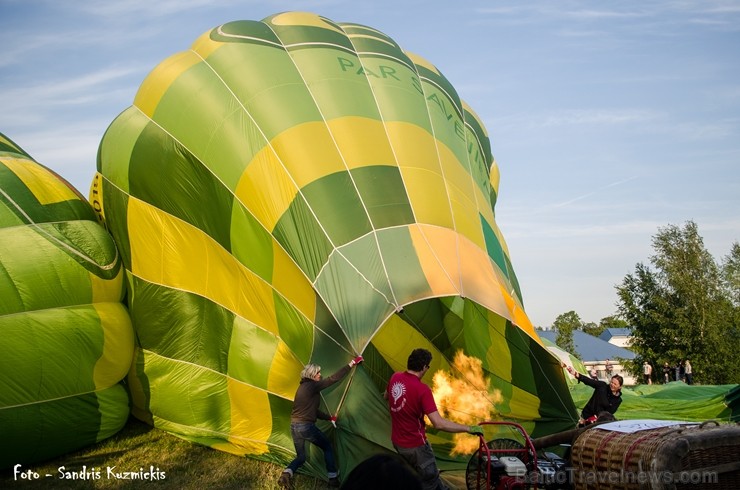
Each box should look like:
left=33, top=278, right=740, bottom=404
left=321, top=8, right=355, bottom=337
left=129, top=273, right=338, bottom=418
left=598, top=327, right=633, bottom=341
left=538, top=330, right=635, bottom=362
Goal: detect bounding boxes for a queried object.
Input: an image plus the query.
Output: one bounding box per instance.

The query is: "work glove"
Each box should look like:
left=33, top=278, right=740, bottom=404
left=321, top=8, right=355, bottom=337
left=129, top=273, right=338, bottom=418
left=330, top=415, right=338, bottom=428
left=349, top=356, right=364, bottom=367
left=468, top=425, right=484, bottom=436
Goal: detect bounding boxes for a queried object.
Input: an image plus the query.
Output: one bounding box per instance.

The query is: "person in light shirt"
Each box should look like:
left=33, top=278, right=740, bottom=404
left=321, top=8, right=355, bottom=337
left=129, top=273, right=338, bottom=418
left=643, top=361, right=653, bottom=384
left=684, top=359, right=693, bottom=385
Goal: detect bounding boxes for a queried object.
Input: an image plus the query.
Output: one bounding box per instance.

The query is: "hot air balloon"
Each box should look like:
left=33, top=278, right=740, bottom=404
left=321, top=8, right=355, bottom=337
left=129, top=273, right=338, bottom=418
left=0, top=132, right=133, bottom=468
left=540, top=337, right=587, bottom=386
left=93, top=12, right=576, bottom=479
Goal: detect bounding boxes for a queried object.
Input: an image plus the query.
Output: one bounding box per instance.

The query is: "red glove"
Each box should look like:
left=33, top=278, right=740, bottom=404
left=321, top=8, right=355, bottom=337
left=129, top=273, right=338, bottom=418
left=330, top=416, right=337, bottom=428
left=349, top=355, right=364, bottom=367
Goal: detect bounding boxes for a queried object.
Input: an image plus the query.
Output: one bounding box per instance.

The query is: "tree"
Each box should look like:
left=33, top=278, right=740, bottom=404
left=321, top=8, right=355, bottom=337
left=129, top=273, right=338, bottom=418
left=616, top=221, right=740, bottom=384
left=553, top=310, right=581, bottom=359
left=616, top=263, right=675, bottom=377
left=581, top=321, right=602, bottom=337
left=721, top=243, right=740, bottom=351
left=722, top=242, right=740, bottom=307
left=599, top=316, right=628, bottom=332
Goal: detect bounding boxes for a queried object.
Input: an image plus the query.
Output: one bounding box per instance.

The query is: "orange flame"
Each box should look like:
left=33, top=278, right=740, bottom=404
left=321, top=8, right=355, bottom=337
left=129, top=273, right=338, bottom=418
left=431, top=350, right=502, bottom=455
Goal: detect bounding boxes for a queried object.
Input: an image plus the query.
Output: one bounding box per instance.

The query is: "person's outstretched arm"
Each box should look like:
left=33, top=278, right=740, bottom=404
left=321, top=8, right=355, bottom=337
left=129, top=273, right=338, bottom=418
left=427, top=411, right=480, bottom=435
left=566, top=365, right=601, bottom=388
left=317, top=356, right=364, bottom=390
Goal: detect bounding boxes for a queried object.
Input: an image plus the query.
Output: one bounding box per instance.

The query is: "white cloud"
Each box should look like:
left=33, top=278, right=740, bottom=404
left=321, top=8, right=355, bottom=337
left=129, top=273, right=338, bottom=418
left=0, top=35, right=56, bottom=68
left=550, top=177, right=639, bottom=208
left=564, top=9, right=648, bottom=20
left=8, top=120, right=107, bottom=193
left=474, top=0, right=740, bottom=35
left=69, top=0, right=348, bottom=19
left=541, top=109, right=659, bottom=127
left=493, top=109, right=660, bottom=131
left=500, top=217, right=666, bottom=240
left=556, top=29, right=608, bottom=38
left=14, top=67, right=138, bottom=102
left=72, top=0, right=236, bottom=18
left=0, top=67, right=140, bottom=125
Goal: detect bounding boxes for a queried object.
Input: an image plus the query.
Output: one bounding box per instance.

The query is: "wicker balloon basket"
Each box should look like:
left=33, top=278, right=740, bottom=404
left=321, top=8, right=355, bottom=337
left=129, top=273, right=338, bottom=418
left=570, top=421, right=740, bottom=489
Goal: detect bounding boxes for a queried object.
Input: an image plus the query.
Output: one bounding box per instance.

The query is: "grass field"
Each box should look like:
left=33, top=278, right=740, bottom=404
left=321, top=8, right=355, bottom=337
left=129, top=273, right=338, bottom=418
left=0, top=417, right=331, bottom=489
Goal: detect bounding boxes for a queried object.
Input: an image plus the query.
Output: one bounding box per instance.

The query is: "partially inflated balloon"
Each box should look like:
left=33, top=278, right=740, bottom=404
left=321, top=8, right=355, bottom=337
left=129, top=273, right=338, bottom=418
left=0, top=132, right=133, bottom=468
left=94, top=12, right=575, bottom=478
left=540, top=337, right=587, bottom=386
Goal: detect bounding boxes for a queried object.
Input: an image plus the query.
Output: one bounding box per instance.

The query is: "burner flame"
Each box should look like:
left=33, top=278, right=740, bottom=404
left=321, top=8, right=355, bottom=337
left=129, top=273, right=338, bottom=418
left=432, top=350, right=502, bottom=455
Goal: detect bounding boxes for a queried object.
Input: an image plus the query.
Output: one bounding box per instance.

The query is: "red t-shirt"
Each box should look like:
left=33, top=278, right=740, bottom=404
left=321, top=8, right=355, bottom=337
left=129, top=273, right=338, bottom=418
left=387, top=371, right=438, bottom=448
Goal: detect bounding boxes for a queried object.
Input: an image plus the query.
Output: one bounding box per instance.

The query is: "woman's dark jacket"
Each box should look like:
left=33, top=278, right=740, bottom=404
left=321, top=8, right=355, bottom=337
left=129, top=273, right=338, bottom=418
left=577, top=372, right=622, bottom=420
left=290, top=364, right=350, bottom=423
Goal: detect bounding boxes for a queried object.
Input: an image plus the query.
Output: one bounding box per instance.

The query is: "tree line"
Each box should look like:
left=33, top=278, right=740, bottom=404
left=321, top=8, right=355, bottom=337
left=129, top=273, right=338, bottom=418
left=544, top=221, right=740, bottom=385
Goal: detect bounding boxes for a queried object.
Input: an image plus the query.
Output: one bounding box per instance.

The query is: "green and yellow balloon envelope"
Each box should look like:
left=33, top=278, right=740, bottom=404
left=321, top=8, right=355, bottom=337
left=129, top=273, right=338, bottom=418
left=0, top=133, right=132, bottom=468
left=94, top=12, right=575, bottom=478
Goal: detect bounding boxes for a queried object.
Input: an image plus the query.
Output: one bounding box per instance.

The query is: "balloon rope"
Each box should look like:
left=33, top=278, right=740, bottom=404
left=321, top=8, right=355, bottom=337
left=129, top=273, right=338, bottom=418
left=334, top=364, right=357, bottom=419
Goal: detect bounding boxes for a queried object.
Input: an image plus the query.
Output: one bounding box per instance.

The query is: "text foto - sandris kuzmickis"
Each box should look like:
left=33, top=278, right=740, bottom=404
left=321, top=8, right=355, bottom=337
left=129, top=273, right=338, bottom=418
left=14, top=464, right=166, bottom=481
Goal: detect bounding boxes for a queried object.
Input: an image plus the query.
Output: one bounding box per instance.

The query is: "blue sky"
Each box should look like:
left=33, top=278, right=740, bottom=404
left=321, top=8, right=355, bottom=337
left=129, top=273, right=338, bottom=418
left=1, top=0, right=738, bottom=327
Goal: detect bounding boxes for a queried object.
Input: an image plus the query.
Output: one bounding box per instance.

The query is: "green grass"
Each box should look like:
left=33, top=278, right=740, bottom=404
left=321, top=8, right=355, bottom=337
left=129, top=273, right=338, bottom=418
left=0, top=417, right=331, bottom=489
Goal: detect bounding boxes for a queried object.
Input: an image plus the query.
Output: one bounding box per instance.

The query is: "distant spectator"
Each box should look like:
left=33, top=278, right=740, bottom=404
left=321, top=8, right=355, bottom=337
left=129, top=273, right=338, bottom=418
left=675, top=362, right=681, bottom=382
left=662, top=362, right=671, bottom=383
left=589, top=366, right=598, bottom=380
left=684, top=359, right=693, bottom=385
left=679, top=361, right=686, bottom=382
left=605, top=359, right=613, bottom=377
left=643, top=361, right=653, bottom=385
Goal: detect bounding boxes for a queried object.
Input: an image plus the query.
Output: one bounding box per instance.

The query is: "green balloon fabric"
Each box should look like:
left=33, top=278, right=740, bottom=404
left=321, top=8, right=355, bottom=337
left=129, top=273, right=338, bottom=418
left=94, top=12, right=576, bottom=479
left=0, top=132, right=133, bottom=468
left=540, top=337, right=588, bottom=386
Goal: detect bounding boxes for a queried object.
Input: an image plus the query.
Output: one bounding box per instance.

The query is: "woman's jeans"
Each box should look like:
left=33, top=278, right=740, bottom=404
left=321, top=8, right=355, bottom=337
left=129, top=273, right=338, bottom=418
left=287, top=422, right=338, bottom=478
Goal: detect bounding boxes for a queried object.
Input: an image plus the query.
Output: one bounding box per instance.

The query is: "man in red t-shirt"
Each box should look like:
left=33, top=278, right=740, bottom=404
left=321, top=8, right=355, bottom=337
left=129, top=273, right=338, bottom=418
left=386, top=348, right=483, bottom=490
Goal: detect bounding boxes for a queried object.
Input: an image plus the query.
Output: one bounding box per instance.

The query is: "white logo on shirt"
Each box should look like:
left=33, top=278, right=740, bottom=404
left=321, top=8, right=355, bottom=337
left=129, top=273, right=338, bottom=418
left=391, top=381, right=406, bottom=404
